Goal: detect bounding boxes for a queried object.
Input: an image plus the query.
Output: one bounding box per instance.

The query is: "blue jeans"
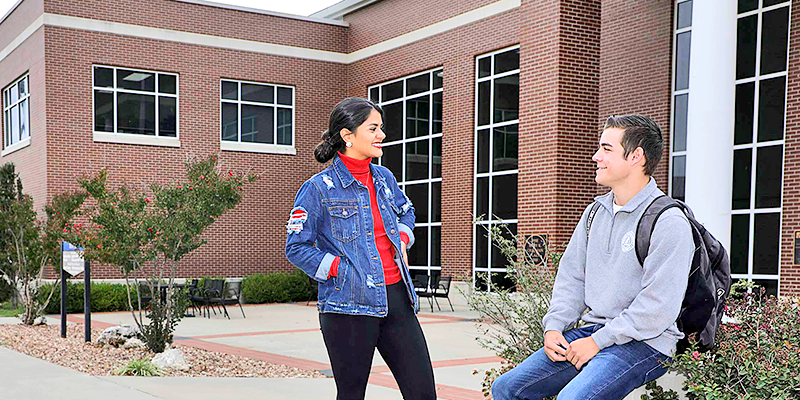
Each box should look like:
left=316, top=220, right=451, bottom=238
left=491, top=325, right=671, bottom=400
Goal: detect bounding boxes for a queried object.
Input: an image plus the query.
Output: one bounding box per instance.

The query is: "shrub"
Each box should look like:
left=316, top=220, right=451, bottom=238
left=465, top=223, right=563, bottom=398
left=114, top=357, right=161, bottom=377
left=37, top=282, right=140, bottom=314
left=242, top=270, right=313, bottom=304
left=0, top=277, right=14, bottom=304
left=646, top=280, right=800, bottom=400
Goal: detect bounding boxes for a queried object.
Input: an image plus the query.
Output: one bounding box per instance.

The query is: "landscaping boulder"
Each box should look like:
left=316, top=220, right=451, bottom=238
left=152, top=348, right=189, bottom=371
left=121, top=338, right=146, bottom=350
left=32, top=316, right=47, bottom=325
left=97, top=324, right=141, bottom=347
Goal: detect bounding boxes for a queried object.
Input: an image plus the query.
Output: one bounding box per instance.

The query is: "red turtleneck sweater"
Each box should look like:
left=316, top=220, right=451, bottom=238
left=328, top=153, right=409, bottom=285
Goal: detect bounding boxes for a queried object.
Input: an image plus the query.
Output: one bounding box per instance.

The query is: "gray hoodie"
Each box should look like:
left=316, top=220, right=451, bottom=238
left=542, top=178, right=694, bottom=357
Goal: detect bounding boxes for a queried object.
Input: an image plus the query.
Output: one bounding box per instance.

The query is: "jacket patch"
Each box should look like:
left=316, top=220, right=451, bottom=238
left=322, top=174, right=335, bottom=190
left=401, top=192, right=412, bottom=212
left=286, top=207, right=308, bottom=234
left=621, top=231, right=635, bottom=252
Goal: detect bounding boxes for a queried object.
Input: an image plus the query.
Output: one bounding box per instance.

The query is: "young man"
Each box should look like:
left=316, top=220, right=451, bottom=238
left=492, top=115, right=694, bottom=400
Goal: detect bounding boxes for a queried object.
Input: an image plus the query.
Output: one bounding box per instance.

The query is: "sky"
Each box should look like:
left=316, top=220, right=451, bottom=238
left=0, top=0, right=343, bottom=21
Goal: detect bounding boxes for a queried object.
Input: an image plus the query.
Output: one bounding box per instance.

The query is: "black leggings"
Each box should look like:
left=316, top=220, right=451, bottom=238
left=319, top=282, right=437, bottom=400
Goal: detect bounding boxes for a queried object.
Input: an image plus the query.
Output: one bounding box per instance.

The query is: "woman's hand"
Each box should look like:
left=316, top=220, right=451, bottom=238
left=401, top=240, right=409, bottom=266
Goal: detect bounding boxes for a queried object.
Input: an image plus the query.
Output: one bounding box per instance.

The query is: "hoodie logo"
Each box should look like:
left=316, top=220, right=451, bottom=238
left=621, top=231, right=635, bottom=252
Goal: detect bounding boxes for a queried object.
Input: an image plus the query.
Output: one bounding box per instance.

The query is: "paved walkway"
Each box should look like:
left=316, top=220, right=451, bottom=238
left=1, top=292, right=503, bottom=400
left=0, top=289, right=685, bottom=399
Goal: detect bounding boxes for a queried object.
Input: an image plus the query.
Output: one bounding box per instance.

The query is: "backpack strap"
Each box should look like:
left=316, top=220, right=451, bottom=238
left=634, top=195, right=683, bottom=266
left=585, top=202, right=602, bottom=240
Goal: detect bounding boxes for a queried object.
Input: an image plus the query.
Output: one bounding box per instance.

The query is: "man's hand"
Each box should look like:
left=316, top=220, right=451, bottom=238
left=543, top=330, right=569, bottom=362
left=401, top=240, right=409, bottom=266
left=565, top=336, right=600, bottom=370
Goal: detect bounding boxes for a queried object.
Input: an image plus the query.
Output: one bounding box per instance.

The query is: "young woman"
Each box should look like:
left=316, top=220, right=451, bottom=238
left=285, top=97, right=437, bottom=400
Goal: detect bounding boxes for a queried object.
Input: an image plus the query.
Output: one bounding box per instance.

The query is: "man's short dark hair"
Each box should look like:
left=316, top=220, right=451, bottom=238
left=603, top=115, right=664, bottom=176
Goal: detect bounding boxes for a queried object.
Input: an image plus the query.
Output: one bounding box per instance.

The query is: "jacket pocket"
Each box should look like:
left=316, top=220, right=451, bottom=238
left=327, top=203, right=360, bottom=242
left=334, top=257, right=348, bottom=291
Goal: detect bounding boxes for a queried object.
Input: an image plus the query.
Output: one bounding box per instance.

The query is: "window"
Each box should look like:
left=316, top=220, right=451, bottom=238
left=93, top=66, right=179, bottom=146
left=2, top=74, right=31, bottom=155
left=220, top=79, right=295, bottom=154
left=474, top=46, right=519, bottom=292
left=369, top=68, right=443, bottom=281
left=670, top=1, right=692, bottom=201
left=731, top=0, right=790, bottom=297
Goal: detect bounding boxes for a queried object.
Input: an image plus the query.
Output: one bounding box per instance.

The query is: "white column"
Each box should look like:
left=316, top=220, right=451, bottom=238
left=684, top=0, right=736, bottom=250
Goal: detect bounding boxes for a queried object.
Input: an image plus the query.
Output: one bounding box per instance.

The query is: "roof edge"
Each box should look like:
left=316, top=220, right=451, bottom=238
left=0, top=0, right=26, bottom=26
left=310, top=0, right=380, bottom=20
left=172, top=0, right=349, bottom=27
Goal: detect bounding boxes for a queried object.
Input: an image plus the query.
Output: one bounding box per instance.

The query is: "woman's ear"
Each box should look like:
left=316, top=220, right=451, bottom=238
left=339, top=128, right=353, bottom=143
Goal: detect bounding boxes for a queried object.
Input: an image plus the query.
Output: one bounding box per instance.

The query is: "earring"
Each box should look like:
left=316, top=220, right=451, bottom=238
left=345, top=142, right=353, bottom=148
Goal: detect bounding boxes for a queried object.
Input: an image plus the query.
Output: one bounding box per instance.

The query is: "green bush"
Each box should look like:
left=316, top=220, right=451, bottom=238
left=37, top=282, right=141, bottom=314
left=0, top=278, right=14, bottom=304
left=646, top=280, right=800, bottom=400
left=114, top=357, right=161, bottom=376
left=242, top=270, right=313, bottom=304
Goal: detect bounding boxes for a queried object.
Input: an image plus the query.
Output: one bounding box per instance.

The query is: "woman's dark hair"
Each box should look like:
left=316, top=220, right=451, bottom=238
left=314, top=97, right=384, bottom=163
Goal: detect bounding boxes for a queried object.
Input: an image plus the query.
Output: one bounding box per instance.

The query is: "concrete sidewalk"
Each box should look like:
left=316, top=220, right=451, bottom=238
left=0, top=286, right=684, bottom=399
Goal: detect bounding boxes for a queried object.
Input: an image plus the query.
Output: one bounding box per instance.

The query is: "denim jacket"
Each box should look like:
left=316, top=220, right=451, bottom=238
left=285, top=155, right=418, bottom=317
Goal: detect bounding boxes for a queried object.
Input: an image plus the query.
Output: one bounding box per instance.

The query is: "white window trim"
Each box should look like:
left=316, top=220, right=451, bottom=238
left=729, top=1, right=791, bottom=296
left=668, top=1, right=691, bottom=201
left=370, top=67, right=444, bottom=276
left=3, top=73, right=31, bottom=155
left=473, top=45, right=520, bottom=292
left=92, top=132, right=180, bottom=147
left=1, top=137, right=31, bottom=157
left=92, top=65, right=180, bottom=147
left=220, top=79, right=296, bottom=155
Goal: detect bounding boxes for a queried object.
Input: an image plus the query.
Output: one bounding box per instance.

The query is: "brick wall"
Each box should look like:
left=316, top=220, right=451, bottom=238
left=343, top=0, right=499, bottom=52
left=43, top=26, right=346, bottom=279
left=346, top=6, right=520, bottom=280
left=0, top=26, right=48, bottom=216
left=43, top=0, right=347, bottom=53
left=517, top=0, right=601, bottom=250
left=780, top=0, right=800, bottom=296
left=598, top=0, right=673, bottom=195
left=0, top=0, right=43, bottom=51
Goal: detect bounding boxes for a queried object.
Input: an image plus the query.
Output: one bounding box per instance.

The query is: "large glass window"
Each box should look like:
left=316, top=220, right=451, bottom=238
left=220, top=80, right=294, bottom=148
left=3, top=74, right=31, bottom=154
left=731, top=0, right=790, bottom=297
left=369, top=68, right=443, bottom=280
left=93, top=66, right=178, bottom=138
left=474, top=46, right=519, bottom=292
left=670, top=1, right=692, bottom=202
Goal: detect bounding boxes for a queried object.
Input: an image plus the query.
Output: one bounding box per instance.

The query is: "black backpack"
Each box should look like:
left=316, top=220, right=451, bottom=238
left=586, top=195, right=732, bottom=353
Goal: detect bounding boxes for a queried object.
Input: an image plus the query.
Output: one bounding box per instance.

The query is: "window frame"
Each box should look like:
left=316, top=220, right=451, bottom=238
left=473, top=45, right=520, bottom=293
left=669, top=1, right=692, bottom=202
left=219, top=78, right=296, bottom=155
left=2, top=73, right=32, bottom=156
left=729, top=0, right=791, bottom=296
left=368, top=67, right=444, bottom=279
left=92, top=65, right=180, bottom=148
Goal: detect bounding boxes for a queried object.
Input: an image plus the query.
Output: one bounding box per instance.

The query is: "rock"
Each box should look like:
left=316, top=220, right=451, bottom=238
left=152, top=348, right=189, bottom=371
left=32, top=316, right=47, bottom=326
left=122, top=338, right=146, bottom=350
left=98, top=324, right=141, bottom=347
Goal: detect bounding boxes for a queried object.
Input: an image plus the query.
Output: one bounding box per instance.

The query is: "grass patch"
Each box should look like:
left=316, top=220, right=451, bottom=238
left=114, top=357, right=162, bottom=377
left=0, top=302, right=22, bottom=318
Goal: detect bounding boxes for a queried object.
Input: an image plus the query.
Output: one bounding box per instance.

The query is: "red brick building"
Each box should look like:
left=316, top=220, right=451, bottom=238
left=1, top=0, right=797, bottom=296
